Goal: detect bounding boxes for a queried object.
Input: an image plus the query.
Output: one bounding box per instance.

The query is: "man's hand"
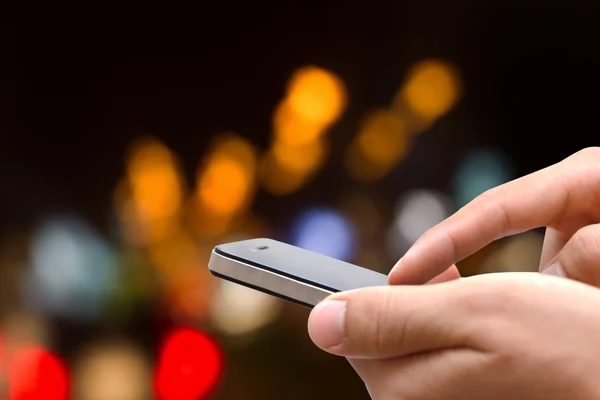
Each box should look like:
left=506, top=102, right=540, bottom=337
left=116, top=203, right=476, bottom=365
left=390, top=147, right=600, bottom=286
left=308, top=273, right=600, bottom=399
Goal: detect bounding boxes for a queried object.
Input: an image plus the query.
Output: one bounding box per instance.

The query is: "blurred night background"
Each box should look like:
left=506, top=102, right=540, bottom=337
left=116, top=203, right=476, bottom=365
left=1, top=1, right=599, bottom=399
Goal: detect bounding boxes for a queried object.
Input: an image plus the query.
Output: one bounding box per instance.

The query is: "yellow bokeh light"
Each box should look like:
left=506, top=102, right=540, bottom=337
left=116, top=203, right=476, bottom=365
left=126, top=137, right=184, bottom=222
left=355, top=109, right=408, bottom=166
left=196, top=133, right=257, bottom=217
left=272, top=138, right=328, bottom=174
left=259, top=152, right=309, bottom=196
left=273, top=100, right=324, bottom=146
left=199, top=157, right=250, bottom=215
left=260, top=138, right=329, bottom=195
left=286, top=66, right=347, bottom=127
left=399, top=59, right=461, bottom=121
left=116, top=137, right=186, bottom=245
left=72, top=341, right=152, bottom=400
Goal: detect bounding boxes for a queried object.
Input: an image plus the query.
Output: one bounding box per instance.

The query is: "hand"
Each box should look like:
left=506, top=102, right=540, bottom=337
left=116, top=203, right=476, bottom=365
left=308, top=272, right=600, bottom=399
left=390, top=147, right=600, bottom=286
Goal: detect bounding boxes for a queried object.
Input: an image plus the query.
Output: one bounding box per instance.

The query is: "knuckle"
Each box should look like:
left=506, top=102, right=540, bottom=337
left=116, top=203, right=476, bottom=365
left=575, top=146, right=600, bottom=159
left=562, top=226, right=600, bottom=281
left=567, top=147, right=600, bottom=173
left=572, top=226, right=600, bottom=263
left=368, top=289, right=405, bottom=357
left=475, top=187, right=500, bottom=204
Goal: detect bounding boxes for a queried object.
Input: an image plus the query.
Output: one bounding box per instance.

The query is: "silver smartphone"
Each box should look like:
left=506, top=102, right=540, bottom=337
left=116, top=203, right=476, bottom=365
left=208, top=238, right=388, bottom=308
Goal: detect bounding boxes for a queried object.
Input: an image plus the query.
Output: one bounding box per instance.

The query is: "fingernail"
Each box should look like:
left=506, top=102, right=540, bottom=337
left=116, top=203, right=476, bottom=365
left=389, top=257, right=403, bottom=275
left=541, top=261, right=566, bottom=277
left=308, top=300, right=346, bottom=349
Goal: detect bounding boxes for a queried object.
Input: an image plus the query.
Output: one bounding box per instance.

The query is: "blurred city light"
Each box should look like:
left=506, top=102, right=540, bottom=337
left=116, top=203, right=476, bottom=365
left=154, top=328, right=223, bottom=400
left=260, top=152, right=310, bottom=196
left=210, top=279, right=283, bottom=337
left=396, top=59, right=462, bottom=123
left=345, top=109, right=409, bottom=182
left=72, top=341, right=151, bottom=400
left=273, top=101, right=323, bottom=147
left=197, top=136, right=257, bottom=216
left=192, top=133, right=258, bottom=237
left=116, top=137, right=187, bottom=246
left=22, top=215, right=119, bottom=321
left=452, top=148, right=514, bottom=208
left=285, top=66, right=347, bottom=127
left=387, top=189, right=453, bottom=260
left=260, top=138, right=329, bottom=196
left=290, top=207, right=357, bottom=261
left=261, top=65, right=347, bottom=196
left=7, top=346, right=69, bottom=400
left=272, top=138, right=328, bottom=174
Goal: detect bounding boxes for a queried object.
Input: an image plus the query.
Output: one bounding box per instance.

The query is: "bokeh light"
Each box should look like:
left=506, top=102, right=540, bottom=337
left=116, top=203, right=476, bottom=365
left=22, top=215, right=118, bottom=321
left=290, top=207, right=357, bottom=261
left=452, top=148, right=514, bottom=208
left=260, top=138, right=329, bottom=196
left=387, top=189, right=453, bottom=260
left=273, top=101, right=323, bottom=147
left=154, top=328, right=223, bottom=400
left=193, top=133, right=258, bottom=233
left=210, top=279, right=284, bottom=337
left=396, top=59, right=461, bottom=123
left=72, top=341, right=152, bottom=400
left=261, top=65, right=346, bottom=196
left=285, top=66, right=347, bottom=127
left=116, top=137, right=186, bottom=246
left=7, top=346, right=69, bottom=400
left=345, top=109, right=409, bottom=183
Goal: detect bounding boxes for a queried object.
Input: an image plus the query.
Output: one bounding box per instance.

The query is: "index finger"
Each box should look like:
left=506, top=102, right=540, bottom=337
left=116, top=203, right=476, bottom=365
left=389, top=149, right=600, bottom=285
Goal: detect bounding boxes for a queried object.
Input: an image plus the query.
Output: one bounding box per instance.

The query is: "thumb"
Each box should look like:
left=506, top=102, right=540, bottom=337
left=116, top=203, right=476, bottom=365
left=541, top=224, right=600, bottom=286
left=307, top=279, right=487, bottom=359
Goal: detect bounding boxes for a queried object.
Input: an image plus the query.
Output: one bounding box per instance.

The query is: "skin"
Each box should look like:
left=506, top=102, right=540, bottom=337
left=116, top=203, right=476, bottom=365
left=307, top=147, right=600, bottom=399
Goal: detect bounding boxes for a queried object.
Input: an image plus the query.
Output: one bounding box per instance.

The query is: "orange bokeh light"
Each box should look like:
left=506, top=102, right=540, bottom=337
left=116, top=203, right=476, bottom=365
left=345, top=109, right=410, bottom=183
left=198, top=157, right=250, bottom=215
left=116, top=137, right=186, bottom=245
left=126, top=137, right=185, bottom=222
left=355, top=109, right=408, bottom=166
left=195, top=134, right=257, bottom=218
left=286, top=66, right=347, bottom=127
left=260, top=138, right=329, bottom=196
left=398, top=59, right=461, bottom=121
left=272, top=100, right=324, bottom=146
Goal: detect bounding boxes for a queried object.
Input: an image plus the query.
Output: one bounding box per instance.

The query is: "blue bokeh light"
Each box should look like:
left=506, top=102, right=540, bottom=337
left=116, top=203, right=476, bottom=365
left=23, top=215, right=119, bottom=320
left=289, top=207, right=356, bottom=261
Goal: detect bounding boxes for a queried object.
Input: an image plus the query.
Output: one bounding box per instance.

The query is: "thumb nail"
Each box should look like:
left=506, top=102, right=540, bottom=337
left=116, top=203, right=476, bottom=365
left=541, top=261, right=566, bottom=277
left=308, top=300, right=346, bottom=350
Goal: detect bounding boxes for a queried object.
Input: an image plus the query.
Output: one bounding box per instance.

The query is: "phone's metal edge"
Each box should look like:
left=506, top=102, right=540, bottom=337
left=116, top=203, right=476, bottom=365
left=208, top=249, right=333, bottom=307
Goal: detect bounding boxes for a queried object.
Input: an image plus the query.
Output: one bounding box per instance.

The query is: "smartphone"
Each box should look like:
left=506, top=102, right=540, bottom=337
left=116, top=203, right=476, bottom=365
left=208, top=238, right=388, bottom=308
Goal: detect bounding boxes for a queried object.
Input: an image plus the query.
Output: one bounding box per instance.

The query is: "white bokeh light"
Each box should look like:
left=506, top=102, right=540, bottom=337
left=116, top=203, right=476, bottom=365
left=387, top=189, right=453, bottom=260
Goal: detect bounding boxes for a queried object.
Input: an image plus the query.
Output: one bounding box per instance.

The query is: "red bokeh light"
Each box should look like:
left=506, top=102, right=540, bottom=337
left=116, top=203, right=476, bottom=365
left=154, top=327, right=223, bottom=400
left=7, top=346, right=69, bottom=400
